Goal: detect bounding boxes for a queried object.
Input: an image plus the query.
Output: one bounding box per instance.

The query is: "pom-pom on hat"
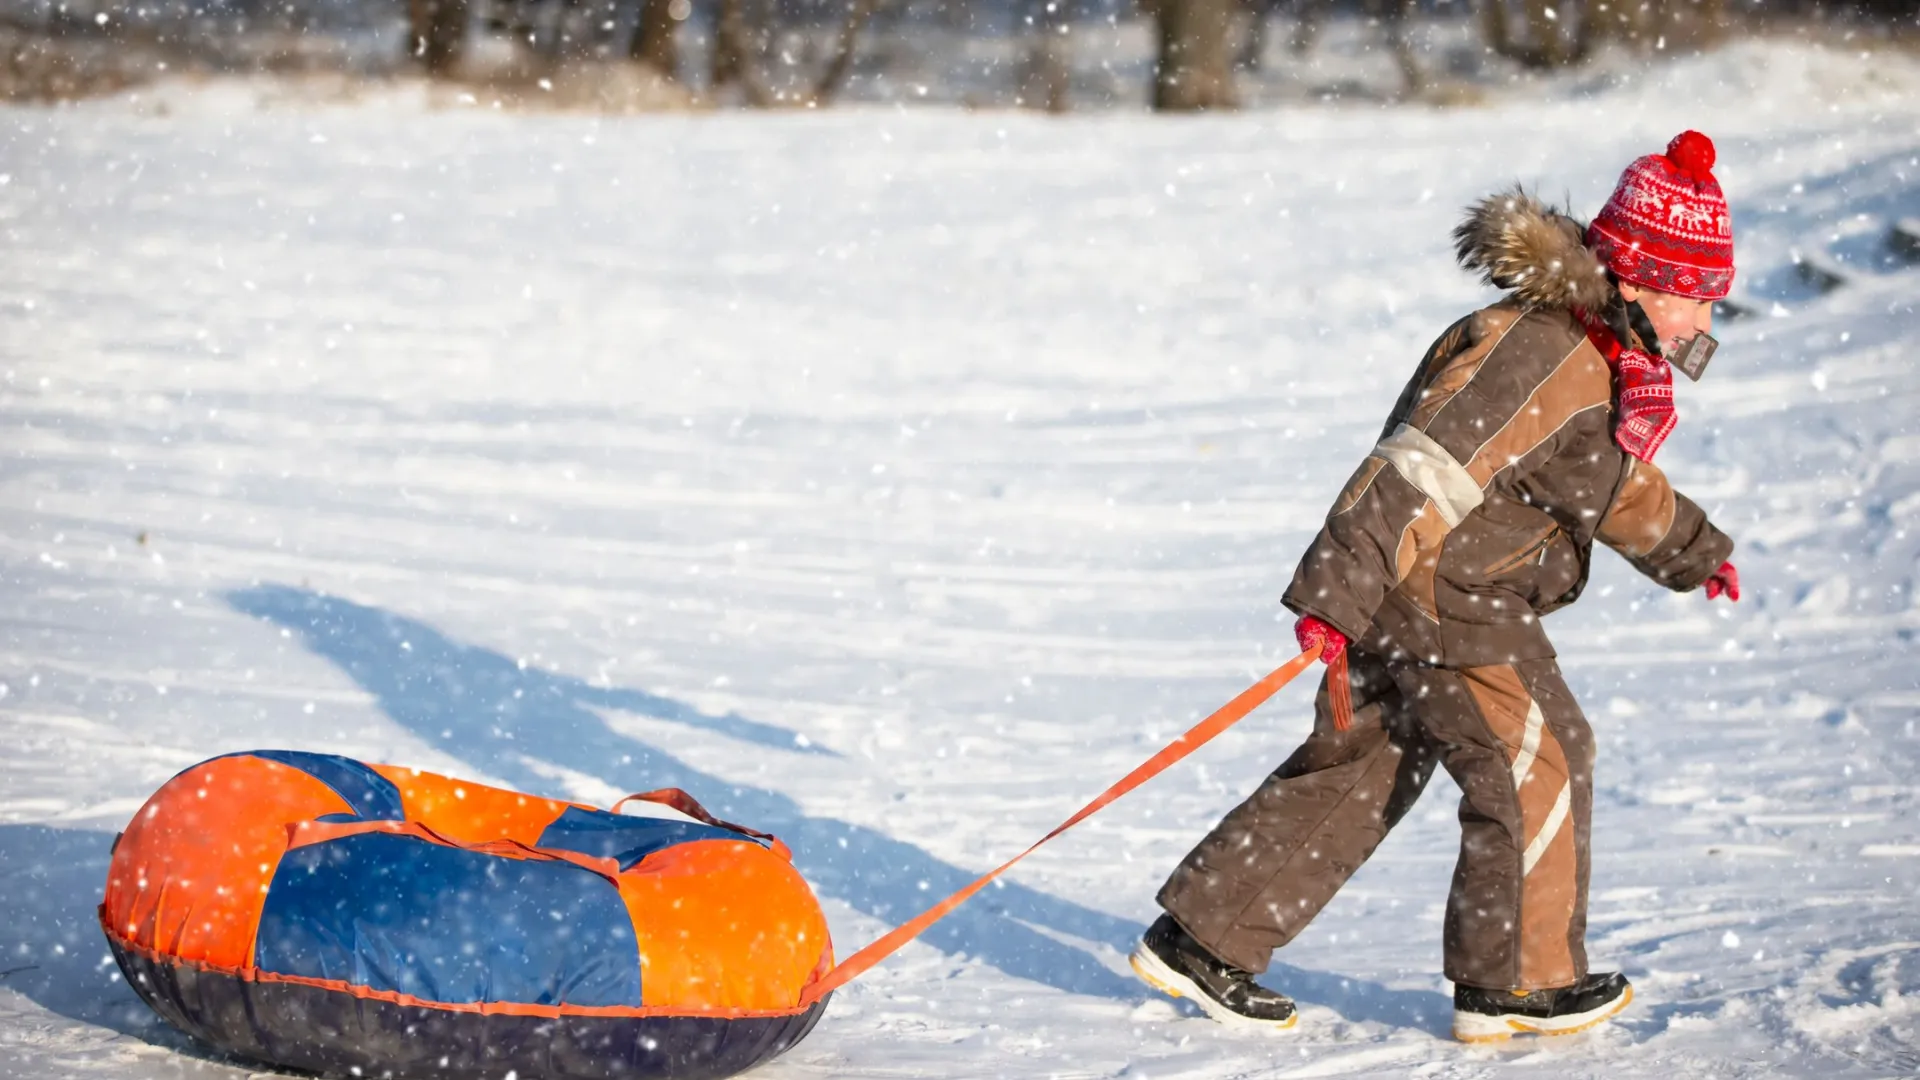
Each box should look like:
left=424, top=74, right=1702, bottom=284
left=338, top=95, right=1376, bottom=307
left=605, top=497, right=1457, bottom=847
left=1586, top=131, right=1734, bottom=300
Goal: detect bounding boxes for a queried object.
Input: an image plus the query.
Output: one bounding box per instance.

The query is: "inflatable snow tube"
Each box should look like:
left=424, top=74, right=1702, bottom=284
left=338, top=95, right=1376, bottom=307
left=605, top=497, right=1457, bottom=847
left=100, top=751, right=833, bottom=1080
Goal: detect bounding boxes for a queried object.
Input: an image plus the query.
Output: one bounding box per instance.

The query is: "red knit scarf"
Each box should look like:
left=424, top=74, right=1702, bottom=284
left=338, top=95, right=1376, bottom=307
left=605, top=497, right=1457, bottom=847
left=1578, top=313, right=1676, bottom=463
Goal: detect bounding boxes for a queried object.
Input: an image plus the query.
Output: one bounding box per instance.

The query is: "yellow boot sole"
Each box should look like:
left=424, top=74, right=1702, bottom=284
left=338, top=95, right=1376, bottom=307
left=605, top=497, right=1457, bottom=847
left=1128, top=942, right=1300, bottom=1032
left=1452, top=984, right=1633, bottom=1043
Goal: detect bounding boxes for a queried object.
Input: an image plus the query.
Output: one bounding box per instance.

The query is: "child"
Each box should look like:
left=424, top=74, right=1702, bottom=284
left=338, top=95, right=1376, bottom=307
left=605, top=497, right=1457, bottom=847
left=1132, top=132, right=1741, bottom=1043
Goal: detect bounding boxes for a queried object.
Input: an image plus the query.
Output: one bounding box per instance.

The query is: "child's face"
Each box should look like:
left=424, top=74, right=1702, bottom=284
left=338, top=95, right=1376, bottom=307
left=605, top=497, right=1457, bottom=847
left=1621, top=283, right=1715, bottom=357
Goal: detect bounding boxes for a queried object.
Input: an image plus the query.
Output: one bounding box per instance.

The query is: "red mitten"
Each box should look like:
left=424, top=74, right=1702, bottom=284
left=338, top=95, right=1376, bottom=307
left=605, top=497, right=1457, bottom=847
left=1704, top=561, right=1740, bottom=602
left=1295, top=616, right=1354, bottom=731
left=1295, top=615, right=1348, bottom=664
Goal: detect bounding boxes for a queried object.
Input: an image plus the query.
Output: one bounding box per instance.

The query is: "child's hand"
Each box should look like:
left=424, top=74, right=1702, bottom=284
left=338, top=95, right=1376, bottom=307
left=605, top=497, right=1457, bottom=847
left=1294, top=615, right=1348, bottom=664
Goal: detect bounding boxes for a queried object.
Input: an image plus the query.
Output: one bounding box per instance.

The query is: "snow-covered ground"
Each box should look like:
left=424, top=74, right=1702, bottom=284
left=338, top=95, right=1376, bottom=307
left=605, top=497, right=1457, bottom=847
left=2, top=37, right=1918, bottom=1079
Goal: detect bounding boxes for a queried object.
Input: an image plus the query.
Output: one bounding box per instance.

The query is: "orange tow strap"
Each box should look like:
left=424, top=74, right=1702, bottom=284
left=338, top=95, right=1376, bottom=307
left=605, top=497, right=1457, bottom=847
left=1328, top=648, right=1354, bottom=732
left=799, top=643, right=1326, bottom=1005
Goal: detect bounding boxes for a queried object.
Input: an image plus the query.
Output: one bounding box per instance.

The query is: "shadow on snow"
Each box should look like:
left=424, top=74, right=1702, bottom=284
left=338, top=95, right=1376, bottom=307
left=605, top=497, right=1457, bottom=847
left=0, top=823, right=237, bottom=1068
left=226, top=583, right=1141, bottom=1002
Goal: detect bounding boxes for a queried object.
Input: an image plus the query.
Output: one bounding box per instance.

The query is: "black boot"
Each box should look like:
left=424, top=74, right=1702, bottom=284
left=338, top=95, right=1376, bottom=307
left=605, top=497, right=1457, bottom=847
left=1129, top=915, right=1298, bottom=1030
left=1451, top=971, right=1633, bottom=1042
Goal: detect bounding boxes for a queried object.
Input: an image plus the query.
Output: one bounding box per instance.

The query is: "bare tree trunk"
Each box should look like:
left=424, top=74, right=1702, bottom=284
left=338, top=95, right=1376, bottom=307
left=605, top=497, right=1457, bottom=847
left=1570, top=0, right=1605, bottom=56
left=1479, top=0, right=1590, bottom=68
left=1582, top=0, right=1647, bottom=53
left=1522, top=0, right=1565, bottom=66
left=1237, top=0, right=1268, bottom=71
left=1479, top=0, right=1514, bottom=59
left=1650, top=0, right=1727, bottom=50
left=1153, top=0, right=1237, bottom=111
left=629, top=0, right=679, bottom=78
left=408, top=0, right=467, bottom=74
left=1289, top=0, right=1325, bottom=55
left=553, top=0, right=617, bottom=61
left=1017, top=0, right=1071, bottom=111
left=1695, top=0, right=1729, bottom=46
left=1377, top=0, right=1420, bottom=94
left=712, top=0, right=775, bottom=103
left=808, top=0, right=881, bottom=105
left=711, top=0, right=742, bottom=87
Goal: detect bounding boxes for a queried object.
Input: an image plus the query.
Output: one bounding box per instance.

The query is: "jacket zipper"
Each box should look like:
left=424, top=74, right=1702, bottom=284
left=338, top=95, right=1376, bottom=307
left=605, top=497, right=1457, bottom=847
left=1483, top=527, right=1559, bottom=576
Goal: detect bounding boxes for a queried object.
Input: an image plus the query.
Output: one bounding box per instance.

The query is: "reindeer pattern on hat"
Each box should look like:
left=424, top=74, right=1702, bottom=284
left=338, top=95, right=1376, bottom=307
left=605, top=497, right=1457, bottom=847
left=1585, top=131, right=1735, bottom=299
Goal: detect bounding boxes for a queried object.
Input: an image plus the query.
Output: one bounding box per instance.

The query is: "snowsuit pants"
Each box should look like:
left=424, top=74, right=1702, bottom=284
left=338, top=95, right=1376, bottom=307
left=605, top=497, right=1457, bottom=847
left=1156, top=648, right=1594, bottom=991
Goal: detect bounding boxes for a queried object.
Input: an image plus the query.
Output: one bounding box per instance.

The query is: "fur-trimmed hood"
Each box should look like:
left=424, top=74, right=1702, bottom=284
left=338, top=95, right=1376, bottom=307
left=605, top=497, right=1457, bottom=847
left=1452, top=188, right=1614, bottom=314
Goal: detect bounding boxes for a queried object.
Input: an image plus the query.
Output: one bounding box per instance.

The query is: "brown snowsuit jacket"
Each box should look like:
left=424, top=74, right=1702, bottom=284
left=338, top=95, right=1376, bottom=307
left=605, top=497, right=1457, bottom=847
left=1282, top=191, right=1733, bottom=667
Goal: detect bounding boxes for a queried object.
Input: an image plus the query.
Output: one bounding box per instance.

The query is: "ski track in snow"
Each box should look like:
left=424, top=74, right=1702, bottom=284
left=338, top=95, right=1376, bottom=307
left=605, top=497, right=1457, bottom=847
left=1, top=39, right=1918, bottom=1079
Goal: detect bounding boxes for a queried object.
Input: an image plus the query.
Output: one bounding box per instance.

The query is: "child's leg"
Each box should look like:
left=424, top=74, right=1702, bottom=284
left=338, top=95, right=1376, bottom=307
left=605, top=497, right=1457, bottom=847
left=1402, top=659, right=1594, bottom=991
left=1155, top=651, right=1438, bottom=974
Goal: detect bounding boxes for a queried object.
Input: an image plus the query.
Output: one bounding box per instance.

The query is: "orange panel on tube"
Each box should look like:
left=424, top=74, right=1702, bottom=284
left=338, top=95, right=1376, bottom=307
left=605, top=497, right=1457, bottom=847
left=103, top=756, right=350, bottom=969
left=618, top=839, right=833, bottom=1011
left=369, top=763, right=583, bottom=846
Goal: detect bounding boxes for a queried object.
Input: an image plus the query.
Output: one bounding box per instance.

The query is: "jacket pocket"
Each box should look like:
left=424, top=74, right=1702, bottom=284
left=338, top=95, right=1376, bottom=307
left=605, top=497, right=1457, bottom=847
left=1482, top=524, right=1561, bottom=577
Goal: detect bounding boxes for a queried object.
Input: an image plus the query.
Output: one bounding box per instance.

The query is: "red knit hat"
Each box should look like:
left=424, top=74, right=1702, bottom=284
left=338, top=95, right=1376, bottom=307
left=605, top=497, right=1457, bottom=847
left=1586, top=131, right=1734, bottom=300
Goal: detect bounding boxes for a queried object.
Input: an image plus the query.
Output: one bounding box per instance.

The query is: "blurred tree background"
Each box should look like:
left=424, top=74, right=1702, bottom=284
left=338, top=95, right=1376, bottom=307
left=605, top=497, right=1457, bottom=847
left=1, top=0, right=1915, bottom=108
